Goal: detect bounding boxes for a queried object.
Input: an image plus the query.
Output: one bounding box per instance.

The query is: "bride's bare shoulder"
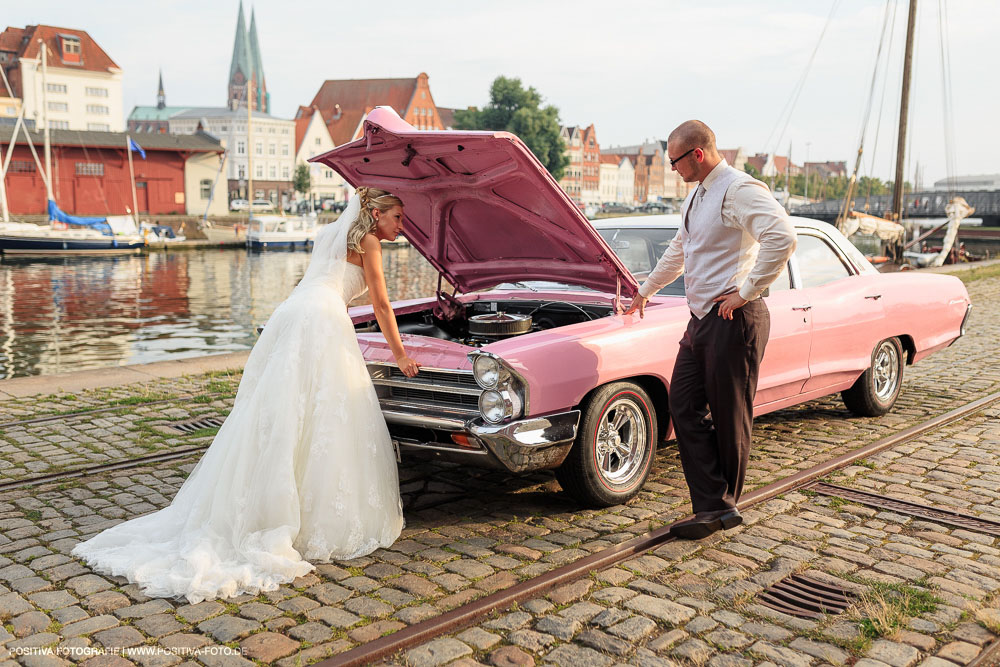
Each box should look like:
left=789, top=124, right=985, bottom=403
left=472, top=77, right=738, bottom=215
left=360, top=233, right=382, bottom=254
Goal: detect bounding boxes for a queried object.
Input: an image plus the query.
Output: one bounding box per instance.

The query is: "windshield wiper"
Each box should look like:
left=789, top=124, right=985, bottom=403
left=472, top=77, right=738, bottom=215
left=512, top=281, right=540, bottom=292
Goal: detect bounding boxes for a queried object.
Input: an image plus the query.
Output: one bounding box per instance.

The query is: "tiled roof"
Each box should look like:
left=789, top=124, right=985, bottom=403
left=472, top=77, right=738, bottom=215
left=0, top=27, right=25, bottom=53
left=169, top=106, right=281, bottom=121
left=294, top=105, right=315, bottom=152
left=128, top=106, right=192, bottom=122
left=1, top=25, right=119, bottom=73
left=436, top=106, right=457, bottom=129
left=600, top=154, right=619, bottom=165
left=0, top=126, right=222, bottom=152
left=310, top=77, right=419, bottom=145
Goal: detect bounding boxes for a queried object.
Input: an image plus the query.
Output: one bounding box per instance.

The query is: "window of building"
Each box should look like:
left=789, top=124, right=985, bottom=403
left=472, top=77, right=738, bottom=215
left=315, top=137, right=321, bottom=146
left=236, top=140, right=245, bottom=155
left=48, top=101, right=68, bottom=112
left=325, top=169, right=333, bottom=179
left=238, top=165, right=246, bottom=179
left=87, top=123, right=110, bottom=131
left=200, top=179, right=212, bottom=199
left=281, top=166, right=290, bottom=179
left=86, top=105, right=109, bottom=115
left=255, top=164, right=263, bottom=178
left=281, top=128, right=289, bottom=135
left=255, top=142, right=262, bottom=155
left=85, top=87, right=108, bottom=97
left=9, top=160, right=36, bottom=173
left=269, top=165, right=276, bottom=178
left=268, top=127, right=275, bottom=134
left=268, top=143, right=275, bottom=156
left=49, top=120, right=69, bottom=129
left=75, top=162, right=104, bottom=176
left=47, top=83, right=67, bottom=94
left=61, top=36, right=81, bottom=55
left=281, top=143, right=288, bottom=156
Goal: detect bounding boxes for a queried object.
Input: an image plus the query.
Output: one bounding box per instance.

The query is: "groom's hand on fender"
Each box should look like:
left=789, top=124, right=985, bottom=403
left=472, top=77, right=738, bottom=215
left=397, top=356, right=421, bottom=377
left=623, top=295, right=648, bottom=319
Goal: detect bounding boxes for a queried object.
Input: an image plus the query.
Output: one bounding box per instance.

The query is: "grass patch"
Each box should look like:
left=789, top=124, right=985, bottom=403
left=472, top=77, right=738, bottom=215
left=952, top=262, right=1000, bottom=285
left=854, top=581, right=941, bottom=639
left=23, top=509, right=42, bottom=521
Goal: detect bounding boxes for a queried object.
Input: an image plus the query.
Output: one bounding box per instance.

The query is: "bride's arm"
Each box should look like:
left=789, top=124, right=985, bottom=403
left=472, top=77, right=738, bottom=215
left=360, top=234, right=420, bottom=377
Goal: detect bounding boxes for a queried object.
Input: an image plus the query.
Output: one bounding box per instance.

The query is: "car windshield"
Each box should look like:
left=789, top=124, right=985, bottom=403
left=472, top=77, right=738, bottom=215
left=598, top=227, right=684, bottom=296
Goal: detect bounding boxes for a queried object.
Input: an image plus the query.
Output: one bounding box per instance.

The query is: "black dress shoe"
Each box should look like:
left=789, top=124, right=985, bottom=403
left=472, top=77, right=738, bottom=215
left=669, top=508, right=742, bottom=540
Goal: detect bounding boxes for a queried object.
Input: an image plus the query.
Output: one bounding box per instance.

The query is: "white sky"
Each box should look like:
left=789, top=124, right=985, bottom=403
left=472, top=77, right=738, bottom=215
left=7, top=0, right=998, bottom=186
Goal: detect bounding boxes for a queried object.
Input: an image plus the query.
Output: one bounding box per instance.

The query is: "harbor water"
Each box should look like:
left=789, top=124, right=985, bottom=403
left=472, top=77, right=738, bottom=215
left=0, top=245, right=440, bottom=379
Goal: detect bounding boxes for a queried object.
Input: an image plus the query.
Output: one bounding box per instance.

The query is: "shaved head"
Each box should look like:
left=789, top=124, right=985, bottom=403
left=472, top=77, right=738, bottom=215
left=668, top=120, right=718, bottom=153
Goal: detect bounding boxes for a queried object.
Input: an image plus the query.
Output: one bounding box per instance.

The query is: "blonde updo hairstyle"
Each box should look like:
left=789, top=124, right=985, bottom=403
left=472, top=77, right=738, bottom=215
left=347, top=187, right=403, bottom=254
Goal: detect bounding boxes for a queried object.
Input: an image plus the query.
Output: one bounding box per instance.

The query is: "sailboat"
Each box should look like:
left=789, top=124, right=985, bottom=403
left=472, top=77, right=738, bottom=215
left=0, top=42, right=145, bottom=256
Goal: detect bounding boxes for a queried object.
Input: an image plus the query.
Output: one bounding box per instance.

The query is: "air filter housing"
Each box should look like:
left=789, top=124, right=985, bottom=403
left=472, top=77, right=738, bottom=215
left=468, top=312, right=532, bottom=338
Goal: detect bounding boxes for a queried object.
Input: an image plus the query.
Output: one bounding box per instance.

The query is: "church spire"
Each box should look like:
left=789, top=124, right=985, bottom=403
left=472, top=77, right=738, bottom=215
left=156, top=68, right=165, bottom=110
left=227, top=1, right=253, bottom=109
left=248, top=8, right=268, bottom=113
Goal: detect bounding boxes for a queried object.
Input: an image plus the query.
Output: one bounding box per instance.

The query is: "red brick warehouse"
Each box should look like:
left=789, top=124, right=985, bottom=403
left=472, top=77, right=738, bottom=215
left=1, top=127, right=222, bottom=216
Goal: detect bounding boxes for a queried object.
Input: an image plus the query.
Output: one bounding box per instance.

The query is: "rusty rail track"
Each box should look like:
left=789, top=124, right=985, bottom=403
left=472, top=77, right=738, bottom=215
left=319, top=390, right=1000, bottom=667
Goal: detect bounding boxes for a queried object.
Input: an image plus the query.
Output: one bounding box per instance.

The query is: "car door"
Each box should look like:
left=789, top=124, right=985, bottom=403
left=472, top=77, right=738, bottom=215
left=796, top=232, right=887, bottom=393
left=757, top=256, right=812, bottom=405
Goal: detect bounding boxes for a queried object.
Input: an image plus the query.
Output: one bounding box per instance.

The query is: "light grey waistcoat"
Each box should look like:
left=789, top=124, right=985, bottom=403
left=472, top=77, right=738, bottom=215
left=681, top=166, right=756, bottom=319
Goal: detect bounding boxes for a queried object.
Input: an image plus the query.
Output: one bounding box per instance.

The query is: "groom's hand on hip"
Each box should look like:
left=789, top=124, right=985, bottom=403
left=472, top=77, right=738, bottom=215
left=713, top=292, right=748, bottom=320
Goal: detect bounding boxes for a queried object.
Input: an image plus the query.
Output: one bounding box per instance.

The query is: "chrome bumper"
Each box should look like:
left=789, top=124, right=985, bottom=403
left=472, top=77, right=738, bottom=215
left=383, top=408, right=581, bottom=473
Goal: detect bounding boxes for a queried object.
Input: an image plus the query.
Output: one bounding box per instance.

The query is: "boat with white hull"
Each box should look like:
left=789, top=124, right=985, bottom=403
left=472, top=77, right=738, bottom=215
left=246, top=215, right=317, bottom=250
left=0, top=218, right=145, bottom=256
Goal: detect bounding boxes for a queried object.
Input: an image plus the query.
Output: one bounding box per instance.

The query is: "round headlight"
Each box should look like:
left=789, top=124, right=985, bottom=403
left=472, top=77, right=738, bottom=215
left=473, top=355, right=501, bottom=389
left=479, top=390, right=507, bottom=424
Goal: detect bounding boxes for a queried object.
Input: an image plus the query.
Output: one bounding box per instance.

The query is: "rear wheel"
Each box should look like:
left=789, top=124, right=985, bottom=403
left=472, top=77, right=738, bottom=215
left=842, top=337, right=904, bottom=416
left=556, top=382, right=657, bottom=507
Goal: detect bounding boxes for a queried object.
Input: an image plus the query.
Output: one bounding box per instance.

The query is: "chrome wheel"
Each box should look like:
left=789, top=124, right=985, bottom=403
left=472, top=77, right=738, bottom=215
left=595, top=398, right=648, bottom=484
left=873, top=340, right=900, bottom=401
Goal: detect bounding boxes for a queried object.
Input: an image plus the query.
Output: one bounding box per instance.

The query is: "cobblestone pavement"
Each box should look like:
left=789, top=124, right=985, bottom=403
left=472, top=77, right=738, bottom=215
left=0, top=270, right=997, bottom=666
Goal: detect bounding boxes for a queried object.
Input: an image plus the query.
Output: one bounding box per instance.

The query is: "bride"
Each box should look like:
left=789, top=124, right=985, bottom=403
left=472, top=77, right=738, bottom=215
left=72, top=188, right=418, bottom=603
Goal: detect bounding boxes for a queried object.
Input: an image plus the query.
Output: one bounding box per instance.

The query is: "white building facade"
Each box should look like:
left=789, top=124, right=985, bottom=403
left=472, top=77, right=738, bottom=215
left=616, top=157, right=635, bottom=204
left=1, top=26, right=124, bottom=132
left=294, top=106, right=347, bottom=203
left=168, top=107, right=295, bottom=206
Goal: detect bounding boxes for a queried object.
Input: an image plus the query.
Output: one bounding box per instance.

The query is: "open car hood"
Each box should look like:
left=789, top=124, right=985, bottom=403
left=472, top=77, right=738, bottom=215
left=310, top=107, right=639, bottom=300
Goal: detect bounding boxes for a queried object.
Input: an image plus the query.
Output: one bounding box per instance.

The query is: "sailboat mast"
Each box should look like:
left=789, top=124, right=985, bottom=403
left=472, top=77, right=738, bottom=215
left=247, top=82, right=253, bottom=228
left=39, top=40, right=55, bottom=204
left=892, top=0, right=918, bottom=221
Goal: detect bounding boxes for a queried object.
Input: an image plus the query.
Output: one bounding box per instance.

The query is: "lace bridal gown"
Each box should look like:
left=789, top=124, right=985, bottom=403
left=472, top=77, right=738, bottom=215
left=72, top=196, right=404, bottom=603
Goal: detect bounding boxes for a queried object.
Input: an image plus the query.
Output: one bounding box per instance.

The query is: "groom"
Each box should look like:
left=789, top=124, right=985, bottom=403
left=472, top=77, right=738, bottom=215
left=625, top=120, right=795, bottom=539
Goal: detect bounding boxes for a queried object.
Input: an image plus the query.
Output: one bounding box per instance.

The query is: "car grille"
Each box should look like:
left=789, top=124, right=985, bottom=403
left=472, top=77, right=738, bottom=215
left=369, top=364, right=481, bottom=418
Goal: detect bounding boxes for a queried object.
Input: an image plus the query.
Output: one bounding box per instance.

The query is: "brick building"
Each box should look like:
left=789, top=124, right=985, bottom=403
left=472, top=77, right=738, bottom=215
left=307, top=73, right=445, bottom=146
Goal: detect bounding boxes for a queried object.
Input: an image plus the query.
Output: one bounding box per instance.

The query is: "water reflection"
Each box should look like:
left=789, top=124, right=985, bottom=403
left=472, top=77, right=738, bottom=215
left=0, top=244, right=440, bottom=379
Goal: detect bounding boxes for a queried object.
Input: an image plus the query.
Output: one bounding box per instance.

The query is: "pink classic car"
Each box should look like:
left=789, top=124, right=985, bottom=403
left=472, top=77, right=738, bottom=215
left=312, top=109, right=972, bottom=507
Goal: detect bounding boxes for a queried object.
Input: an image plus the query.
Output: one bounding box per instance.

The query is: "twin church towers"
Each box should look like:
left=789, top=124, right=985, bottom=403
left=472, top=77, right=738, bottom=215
left=226, top=1, right=270, bottom=113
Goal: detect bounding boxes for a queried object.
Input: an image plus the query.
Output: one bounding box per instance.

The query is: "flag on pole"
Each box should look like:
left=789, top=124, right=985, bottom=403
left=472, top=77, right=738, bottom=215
left=128, top=138, right=146, bottom=160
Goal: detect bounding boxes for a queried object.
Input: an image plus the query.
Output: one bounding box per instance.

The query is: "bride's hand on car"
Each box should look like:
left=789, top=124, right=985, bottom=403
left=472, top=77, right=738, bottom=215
left=397, top=355, right=421, bottom=377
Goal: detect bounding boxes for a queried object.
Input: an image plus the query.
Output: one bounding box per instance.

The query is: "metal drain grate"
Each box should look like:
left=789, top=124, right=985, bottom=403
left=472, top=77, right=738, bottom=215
left=170, top=417, right=225, bottom=434
left=810, top=483, right=1000, bottom=536
left=757, top=574, right=855, bottom=619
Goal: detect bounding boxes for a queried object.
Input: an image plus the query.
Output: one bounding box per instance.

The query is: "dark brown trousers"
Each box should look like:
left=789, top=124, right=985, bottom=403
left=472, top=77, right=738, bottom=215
left=669, top=298, right=770, bottom=513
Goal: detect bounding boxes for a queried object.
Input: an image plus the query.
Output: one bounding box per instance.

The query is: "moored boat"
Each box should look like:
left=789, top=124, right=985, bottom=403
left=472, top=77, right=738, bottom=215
left=246, top=214, right=317, bottom=250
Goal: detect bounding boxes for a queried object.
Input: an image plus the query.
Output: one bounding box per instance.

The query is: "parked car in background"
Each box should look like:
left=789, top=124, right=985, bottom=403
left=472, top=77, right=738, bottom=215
left=313, top=107, right=972, bottom=507
left=229, top=199, right=249, bottom=211
left=602, top=202, right=635, bottom=214
left=251, top=199, right=274, bottom=211
left=637, top=201, right=674, bottom=214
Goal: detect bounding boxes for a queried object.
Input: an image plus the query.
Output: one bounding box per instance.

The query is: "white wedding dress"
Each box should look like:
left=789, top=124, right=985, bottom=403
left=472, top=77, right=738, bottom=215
left=72, top=196, right=404, bottom=603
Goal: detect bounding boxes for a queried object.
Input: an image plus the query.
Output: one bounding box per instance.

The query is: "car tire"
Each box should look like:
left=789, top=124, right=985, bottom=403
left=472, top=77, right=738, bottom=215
left=841, top=337, right=904, bottom=417
left=556, top=381, right=657, bottom=507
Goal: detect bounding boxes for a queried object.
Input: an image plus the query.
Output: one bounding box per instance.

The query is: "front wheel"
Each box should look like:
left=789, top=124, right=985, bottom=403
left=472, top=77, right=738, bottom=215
left=556, top=382, right=657, bottom=507
left=841, top=337, right=904, bottom=417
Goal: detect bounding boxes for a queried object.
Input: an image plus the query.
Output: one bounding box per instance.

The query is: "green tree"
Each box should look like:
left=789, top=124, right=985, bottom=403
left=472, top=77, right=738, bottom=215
left=455, top=76, right=570, bottom=180
left=744, top=163, right=761, bottom=180
left=293, top=164, right=312, bottom=200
